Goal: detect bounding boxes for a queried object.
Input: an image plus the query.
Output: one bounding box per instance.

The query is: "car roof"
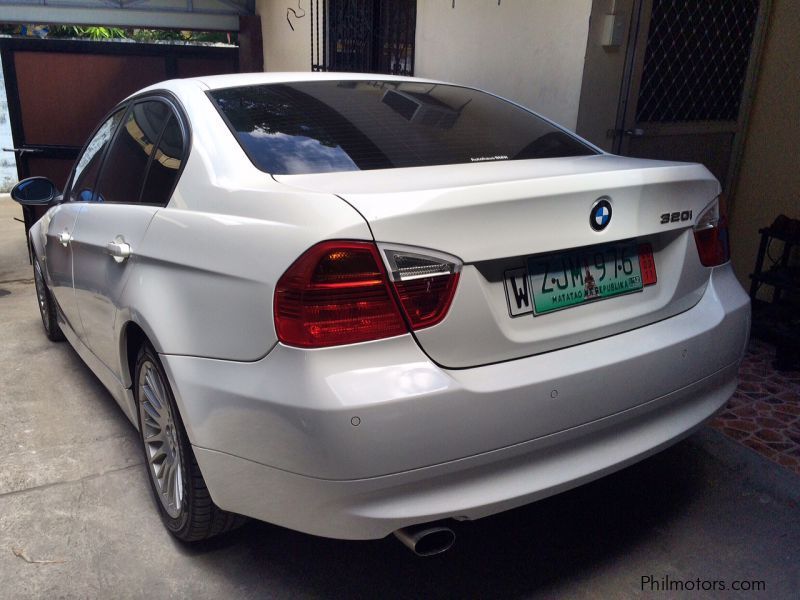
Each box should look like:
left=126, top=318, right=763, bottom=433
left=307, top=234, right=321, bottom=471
left=189, top=71, right=446, bottom=91
left=131, top=72, right=451, bottom=105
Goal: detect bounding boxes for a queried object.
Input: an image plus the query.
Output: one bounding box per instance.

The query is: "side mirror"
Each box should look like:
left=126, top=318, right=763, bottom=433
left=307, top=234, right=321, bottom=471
left=10, top=176, right=59, bottom=206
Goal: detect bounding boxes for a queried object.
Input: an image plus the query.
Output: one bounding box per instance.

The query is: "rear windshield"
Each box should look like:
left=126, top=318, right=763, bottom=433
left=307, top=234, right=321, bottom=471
left=208, top=80, right=596, bottom=175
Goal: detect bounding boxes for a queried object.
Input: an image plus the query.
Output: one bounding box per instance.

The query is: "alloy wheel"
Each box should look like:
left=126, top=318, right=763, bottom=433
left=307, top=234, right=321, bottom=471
left=138, top=361, right=185, bottom=519
left=33, top=261, right=50, bottom=331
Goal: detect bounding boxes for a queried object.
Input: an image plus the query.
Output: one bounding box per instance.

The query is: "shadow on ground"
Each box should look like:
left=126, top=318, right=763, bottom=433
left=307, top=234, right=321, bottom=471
left=177, top=443, right=705, bottom=599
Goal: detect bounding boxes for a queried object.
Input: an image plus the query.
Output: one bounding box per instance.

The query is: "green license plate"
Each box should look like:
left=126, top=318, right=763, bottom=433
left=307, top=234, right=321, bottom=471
left=527, top=241, right=643, bottom=315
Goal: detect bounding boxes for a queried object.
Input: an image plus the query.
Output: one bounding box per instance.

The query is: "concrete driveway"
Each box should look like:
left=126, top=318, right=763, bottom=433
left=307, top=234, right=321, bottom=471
left=1, top=195, right=798, bottom=599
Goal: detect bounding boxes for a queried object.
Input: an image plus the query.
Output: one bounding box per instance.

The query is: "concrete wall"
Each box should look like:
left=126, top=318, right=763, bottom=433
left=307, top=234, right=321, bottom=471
left=256, top=1, right=593, bottom=129
left=257, top=0, right=312, bottom=72
left=415, top=0, right=593, bottom=130
left=576, top=0, right=635, bottom=150
left=729, top=0, right=800, bottom=286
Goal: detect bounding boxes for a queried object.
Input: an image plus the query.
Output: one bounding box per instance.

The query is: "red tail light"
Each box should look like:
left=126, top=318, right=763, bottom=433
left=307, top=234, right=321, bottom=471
left=274, top=241, right=461, bottom=348
left=381, top=246, right=462, bottom=329
left=393, top=275, right=460, bottom=329
left=693, top=199, right=730, bottom=267
left=274, top=241, right=406, bottom=348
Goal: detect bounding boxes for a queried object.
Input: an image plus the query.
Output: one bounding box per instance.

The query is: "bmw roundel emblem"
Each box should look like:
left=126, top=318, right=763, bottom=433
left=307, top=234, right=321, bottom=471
left=590, top=197, right=612, bottom=231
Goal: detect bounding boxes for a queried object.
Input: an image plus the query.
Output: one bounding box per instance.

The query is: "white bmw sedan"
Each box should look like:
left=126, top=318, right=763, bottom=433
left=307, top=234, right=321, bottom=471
left=14, top=73, right=749, bottom=555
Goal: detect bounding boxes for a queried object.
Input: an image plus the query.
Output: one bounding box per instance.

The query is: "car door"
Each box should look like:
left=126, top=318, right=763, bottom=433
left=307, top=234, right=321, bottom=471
left=70, top=97, right=187, bottom=380
left=44, top=109, right=126, bottom=336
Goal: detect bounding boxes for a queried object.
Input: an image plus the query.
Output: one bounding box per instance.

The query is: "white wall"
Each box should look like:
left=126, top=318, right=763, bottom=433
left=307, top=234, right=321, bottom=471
left=0, top=64, right=18, bottom=192
left=257, top=0, right=312, bottom=72
left=255, top=0, right=592, bottom=129
left=415, top=0, right=592, bottom=130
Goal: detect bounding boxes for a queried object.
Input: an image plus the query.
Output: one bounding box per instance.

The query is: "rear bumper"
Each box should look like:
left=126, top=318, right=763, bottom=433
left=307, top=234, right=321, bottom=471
left=193, top=362, right=736, bottom=539
left=161, top=264, right=749, bottom=539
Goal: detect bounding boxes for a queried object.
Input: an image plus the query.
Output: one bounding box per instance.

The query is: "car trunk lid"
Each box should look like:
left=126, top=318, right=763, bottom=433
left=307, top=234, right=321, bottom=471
left=275, top=154, right=720, bottom=367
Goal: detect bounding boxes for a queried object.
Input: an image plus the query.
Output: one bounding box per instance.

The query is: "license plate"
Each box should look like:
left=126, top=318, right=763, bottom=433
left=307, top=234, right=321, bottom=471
left=525, top=241, right=647, bottom=315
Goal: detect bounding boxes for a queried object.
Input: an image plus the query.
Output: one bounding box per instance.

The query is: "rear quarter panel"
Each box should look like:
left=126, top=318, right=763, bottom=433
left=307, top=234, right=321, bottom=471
left=117, top=186, right=371, bottom=363
left=115, top=80, right=372, bottom=366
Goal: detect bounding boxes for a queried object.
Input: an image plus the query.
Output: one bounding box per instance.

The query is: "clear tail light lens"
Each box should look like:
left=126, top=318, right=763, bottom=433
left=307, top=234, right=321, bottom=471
left=693, top=198, right=730, bottom=267
left=381, top=247, right=462, bottom=329
left=274, top=242, right=461, bottom=348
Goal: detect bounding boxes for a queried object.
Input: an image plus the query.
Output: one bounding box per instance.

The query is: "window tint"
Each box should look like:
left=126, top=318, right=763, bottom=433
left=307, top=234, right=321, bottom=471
left=94, top=101, right=171, bottom=204
left=139, top=114, right=184, bottom=206
left=209, top=80, right=596, bottom=175
left=69, top=109, right=125, bottom=202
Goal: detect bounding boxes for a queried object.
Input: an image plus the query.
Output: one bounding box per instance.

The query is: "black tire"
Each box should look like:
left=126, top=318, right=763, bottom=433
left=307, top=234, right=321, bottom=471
left=134, top=342, right=246, bottom=542
left=32, top=256, right=65, bottom=342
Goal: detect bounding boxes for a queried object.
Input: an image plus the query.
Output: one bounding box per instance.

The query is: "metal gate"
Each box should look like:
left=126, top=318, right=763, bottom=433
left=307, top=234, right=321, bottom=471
left=1, top=37, right=238, bottom=191
left=616, top=0, right=769, bottom=191
left=310, top=0, right=416, bottom=75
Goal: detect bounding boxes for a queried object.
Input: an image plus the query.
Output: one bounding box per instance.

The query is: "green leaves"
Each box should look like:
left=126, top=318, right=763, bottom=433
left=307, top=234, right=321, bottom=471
left=9, top=24, right=235, bottom=44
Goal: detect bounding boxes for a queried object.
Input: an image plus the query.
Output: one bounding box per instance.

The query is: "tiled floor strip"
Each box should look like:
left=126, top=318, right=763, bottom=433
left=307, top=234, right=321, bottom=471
left=710, top=338, right=800, bottom=474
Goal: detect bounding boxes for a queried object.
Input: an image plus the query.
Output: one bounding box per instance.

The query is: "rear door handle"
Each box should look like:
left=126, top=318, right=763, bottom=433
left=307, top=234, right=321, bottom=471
left=105, top=240, right=132, bottom=263
left=58, top=231, right=72, bottom=247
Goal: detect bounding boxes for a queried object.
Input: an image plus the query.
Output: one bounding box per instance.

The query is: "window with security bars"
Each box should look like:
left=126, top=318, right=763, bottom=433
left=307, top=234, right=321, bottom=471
left=310, top=0, right=416, bottom=75
left=635, top=0, right=760, bottom=123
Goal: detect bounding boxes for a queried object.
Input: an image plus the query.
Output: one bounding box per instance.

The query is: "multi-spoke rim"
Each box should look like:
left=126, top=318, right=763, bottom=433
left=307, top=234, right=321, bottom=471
left=33, top=261, right=50, bottom=329
left=138, top=361, right=184, bottom=519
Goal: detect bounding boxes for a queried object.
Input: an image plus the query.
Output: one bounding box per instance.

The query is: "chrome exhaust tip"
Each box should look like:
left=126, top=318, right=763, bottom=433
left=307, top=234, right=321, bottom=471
left=393, top=523, right=455, bottom=557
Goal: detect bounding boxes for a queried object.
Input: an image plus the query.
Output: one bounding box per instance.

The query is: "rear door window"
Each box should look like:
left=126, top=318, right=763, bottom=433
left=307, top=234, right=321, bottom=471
left=209, top=80, right=596, bottom=175
left=139, top=114, right=184, bottom=206
left=68, top=109, right=125, bottom=203
left=94, top=100, right=171, bottom=204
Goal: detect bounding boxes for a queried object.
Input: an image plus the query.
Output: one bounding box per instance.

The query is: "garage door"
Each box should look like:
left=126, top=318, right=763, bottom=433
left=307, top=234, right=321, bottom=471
left=1, top=36, right=237, bottom=190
